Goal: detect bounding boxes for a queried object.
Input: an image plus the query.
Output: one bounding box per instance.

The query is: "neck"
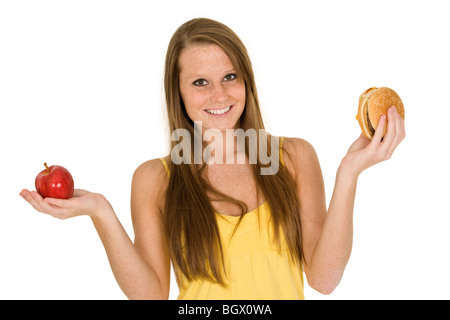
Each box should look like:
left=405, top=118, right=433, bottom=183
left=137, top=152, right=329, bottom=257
left=194, top=121, right=245, bottom=165
left=201, top=130, right=245, bottom=165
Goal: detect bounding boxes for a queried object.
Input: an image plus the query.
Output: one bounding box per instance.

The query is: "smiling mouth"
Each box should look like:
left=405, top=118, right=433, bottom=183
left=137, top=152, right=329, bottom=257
left=204, top=105, right=233, bottom=115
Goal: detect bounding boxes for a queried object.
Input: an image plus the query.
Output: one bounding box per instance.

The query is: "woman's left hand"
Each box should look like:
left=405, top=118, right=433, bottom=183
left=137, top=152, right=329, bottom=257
left=341, top=105, right=406, bottom=177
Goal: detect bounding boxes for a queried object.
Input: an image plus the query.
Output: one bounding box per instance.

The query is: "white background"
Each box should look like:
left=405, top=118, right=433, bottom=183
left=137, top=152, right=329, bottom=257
left=1, top=0, right=449, bottom=299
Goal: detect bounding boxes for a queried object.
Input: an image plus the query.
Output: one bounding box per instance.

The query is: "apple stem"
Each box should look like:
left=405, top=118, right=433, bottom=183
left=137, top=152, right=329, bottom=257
left=44, top=162, right=49, bottom=174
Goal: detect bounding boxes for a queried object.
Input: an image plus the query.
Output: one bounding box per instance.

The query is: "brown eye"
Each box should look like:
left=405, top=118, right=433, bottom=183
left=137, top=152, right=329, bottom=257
left=193, top=79, right=208, bottom=86
left=224, top=73, right=237, bottom=81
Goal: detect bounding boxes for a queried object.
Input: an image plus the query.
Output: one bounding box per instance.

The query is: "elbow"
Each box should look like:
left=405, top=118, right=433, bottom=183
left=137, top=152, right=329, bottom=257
left=305, top=263, right=347, bottom=295
left=307, top=276, right=341, bottom=295
left=125, top=274, right=170, bottom=300
left=128, top=291, right=169, bottom=300
left=125, top=285, right=170, bottom=300
left=312, top=284, right=337, bottom=296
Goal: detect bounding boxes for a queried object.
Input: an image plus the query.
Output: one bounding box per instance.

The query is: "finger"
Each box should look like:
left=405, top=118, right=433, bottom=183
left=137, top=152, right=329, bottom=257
left=395, top=107, right=406, bottom=139
left=29, top=191, right=59, bottom=213
left=19, top=189, right=36, bottom=207
left=25, top=190, right=67, bottom=218
left=386, top=108, right=406, bottom=155
left=371, top=114, right=387, bottom=145
left=380, top=106, right=397, bottom=152
left=20, top=189, right=45, bottom=212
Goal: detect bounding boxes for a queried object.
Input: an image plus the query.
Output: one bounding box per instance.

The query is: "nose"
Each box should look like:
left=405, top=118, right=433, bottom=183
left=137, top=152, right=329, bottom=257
left=211, top=83, right=227, bottom=102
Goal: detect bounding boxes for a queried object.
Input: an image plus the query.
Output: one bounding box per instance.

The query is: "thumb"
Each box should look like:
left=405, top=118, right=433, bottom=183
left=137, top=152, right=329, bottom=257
left=347, top=134, right=370, bottom=154
left=74, top=189, right=90, bottom=197
left=43, top=197, right=69, bottom=207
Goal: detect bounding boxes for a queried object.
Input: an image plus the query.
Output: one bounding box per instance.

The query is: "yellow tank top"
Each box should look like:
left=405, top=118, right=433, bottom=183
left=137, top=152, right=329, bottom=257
left=160, top=137, right=304, bottom=299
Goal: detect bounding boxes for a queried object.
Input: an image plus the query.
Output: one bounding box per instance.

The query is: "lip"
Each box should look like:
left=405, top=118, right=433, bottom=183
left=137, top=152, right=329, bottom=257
left=204, top=105, right=234, bottom=116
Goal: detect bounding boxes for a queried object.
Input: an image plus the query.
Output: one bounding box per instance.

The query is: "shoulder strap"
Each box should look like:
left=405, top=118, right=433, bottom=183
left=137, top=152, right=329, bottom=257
left=160, top=158, right=170, bottom=177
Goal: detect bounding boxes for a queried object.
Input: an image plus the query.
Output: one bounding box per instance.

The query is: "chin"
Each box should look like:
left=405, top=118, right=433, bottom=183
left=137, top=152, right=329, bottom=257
left=201, top=122, right=240, bottom=132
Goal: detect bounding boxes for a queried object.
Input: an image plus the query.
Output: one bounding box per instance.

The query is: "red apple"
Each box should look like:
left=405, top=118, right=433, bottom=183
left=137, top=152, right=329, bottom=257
left=35, top=163, right=74, bottom=199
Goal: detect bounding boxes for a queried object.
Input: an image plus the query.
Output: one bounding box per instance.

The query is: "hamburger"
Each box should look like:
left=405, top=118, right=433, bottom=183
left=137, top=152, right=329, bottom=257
left=356, top=87, right=405, bottom=140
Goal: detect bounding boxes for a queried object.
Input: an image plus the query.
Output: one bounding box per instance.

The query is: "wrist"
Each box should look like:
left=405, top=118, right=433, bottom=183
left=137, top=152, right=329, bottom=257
left=338, top=157, right=361, bottom=182
left=89, top=193, right=114, bottom=222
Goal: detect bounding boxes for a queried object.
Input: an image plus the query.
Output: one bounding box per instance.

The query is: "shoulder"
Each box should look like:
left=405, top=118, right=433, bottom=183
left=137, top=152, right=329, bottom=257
left=281, top=137, right=320, bottom=177
left=133, top=157, right=168, bottom=181
left=131, top=157, right=170, bottom=213
left=282, top=136, right=316, bottom=156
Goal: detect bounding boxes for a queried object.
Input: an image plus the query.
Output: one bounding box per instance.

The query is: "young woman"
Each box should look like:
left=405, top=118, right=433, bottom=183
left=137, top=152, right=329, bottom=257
left=19, top=18, right=405, bottom=299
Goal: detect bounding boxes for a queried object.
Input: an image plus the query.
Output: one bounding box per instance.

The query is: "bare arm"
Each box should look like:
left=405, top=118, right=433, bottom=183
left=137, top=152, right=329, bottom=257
left=302, top=163, right=358, bottom=294
left=90, top=196, right=168, bottom=299
left=284, top=106, right=405, bottom=294
left=19, top=159, right=170, bottom=299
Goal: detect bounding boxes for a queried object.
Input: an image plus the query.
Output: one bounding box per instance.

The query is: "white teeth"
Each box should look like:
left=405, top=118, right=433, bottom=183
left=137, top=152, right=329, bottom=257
left=206, top=106, right=231, bottom=115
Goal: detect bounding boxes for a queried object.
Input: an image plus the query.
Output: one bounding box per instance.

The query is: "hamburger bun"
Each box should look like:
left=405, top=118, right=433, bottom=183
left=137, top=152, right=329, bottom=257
left=356, top=87, right=405, bottom=139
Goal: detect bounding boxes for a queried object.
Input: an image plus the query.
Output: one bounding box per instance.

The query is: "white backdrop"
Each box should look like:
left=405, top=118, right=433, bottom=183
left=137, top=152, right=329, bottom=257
left=1, top=0, right=449, bottom=299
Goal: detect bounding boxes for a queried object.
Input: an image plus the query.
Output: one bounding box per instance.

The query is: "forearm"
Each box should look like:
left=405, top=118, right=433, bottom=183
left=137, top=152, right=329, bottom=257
left=307, top=163, right=358, bottom=294
left=91, top=203, right=166, bottom=300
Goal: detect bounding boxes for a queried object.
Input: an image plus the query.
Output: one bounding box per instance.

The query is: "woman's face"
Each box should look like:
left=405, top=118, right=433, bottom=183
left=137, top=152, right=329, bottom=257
left=178, top=44, right=246, bottom=132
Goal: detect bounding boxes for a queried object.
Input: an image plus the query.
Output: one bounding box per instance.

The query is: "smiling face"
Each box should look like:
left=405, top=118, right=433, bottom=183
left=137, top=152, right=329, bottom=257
left=178, top=44, right=246, bottom=132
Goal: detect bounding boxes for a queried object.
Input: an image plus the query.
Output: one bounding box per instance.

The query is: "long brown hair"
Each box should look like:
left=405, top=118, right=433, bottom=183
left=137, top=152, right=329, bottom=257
left=163, top=18, right=304, bottom=287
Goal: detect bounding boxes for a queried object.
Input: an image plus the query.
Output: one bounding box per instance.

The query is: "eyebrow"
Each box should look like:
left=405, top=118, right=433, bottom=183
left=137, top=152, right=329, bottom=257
left=191, top=69, right=237, bottom=79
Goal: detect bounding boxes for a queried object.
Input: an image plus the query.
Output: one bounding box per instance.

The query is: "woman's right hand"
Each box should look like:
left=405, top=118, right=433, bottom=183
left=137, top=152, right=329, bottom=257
left=19, top=189, right=112, bottom=220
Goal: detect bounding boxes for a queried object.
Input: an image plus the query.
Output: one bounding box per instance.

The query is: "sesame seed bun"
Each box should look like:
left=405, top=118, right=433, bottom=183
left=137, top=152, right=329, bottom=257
left=356, top=87, right=405, bottom=139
